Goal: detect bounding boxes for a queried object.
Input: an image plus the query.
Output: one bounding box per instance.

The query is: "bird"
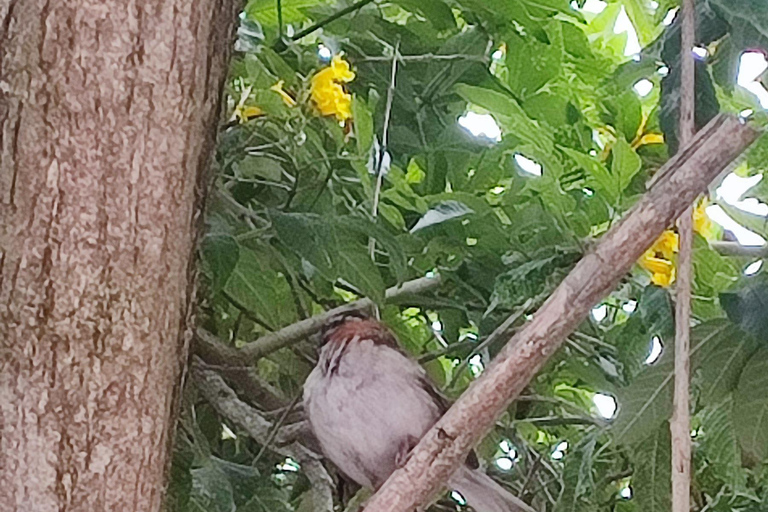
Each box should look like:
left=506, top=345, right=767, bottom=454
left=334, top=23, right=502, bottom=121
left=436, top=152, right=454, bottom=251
left=303, top=310, right=536, bottom=512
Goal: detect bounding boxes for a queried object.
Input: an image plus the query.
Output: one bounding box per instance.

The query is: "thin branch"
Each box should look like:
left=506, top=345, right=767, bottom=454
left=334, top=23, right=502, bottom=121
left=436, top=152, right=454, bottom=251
left=709, top=241, right=768, bottom=257
left=277, top=0, right=283, bottom=41
left=192, top=360, right=334, bottom=512
left=445, top=298, right=533, bottom=391
left=515, top=416, right=604, bottom=427
left=360, top=114, right=759, bottom=512
left=222, top=291, right=276, bottom=331
left=194, top=275, right=442, bottom=366
left=369, top=41, right=399, bottom=260
left=417, top=340, right=477, bottom=364
left=252, top=391, right=303, bottom=465
left=672, top=1, right=696, bottom=511
left=358, top=53, right=488, bottom=63
left=288, top=0, right=376, bottom=43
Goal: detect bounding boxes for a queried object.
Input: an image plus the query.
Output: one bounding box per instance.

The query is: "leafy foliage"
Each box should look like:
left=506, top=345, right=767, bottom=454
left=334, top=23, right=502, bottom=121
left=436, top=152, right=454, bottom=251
left=177, top=0, right=768, bottom=511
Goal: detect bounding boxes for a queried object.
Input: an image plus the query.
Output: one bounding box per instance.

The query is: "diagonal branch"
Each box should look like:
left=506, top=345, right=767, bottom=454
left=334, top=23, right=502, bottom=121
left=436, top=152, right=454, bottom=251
left=192, top=359, right=334, bottom=512
left=360, top=114, right=759, bottom=512
left=194, top=275, right=441, bottom=366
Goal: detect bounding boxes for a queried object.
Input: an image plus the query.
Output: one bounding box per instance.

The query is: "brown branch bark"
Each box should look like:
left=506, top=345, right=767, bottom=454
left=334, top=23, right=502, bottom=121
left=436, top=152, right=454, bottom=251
left=361, top=114, right=759, bottom=512
left=0, top=0, right=237, bottom=509
left=194, top=275, right=441, bottom=366
left=672, top=1, right=696, bottom=510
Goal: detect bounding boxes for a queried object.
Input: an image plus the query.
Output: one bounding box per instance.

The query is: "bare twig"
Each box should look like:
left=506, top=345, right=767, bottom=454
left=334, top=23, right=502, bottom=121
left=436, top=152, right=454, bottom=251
left=445, top=299, right=533, bottom=391
left=288, top=0, right=376, bottom=43
left=672, top=1, right=696, bottom=511
left=192, top=360, right=334, bottom=512
left=709, top=241, right=768, bottom=257
left=358, top=54, right=488, bottom=63
left=369, top=41, right=399, bottom=260
left=194, top=275, right=442, bottom=366
left=252, top=391, right=303, bottom=465
left=360, top=114, right=759, bottom=512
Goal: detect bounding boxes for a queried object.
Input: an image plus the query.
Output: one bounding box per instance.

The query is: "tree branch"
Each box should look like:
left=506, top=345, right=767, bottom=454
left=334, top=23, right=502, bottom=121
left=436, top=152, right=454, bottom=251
left=710, top=241, right=768, bottom=257
left=360, top=114, right=759, bottom=512
left=286, top=0, right=376, bottom=43
left=195, top=275, right=442, bottom=366
left=672, top=1, right=696, bottom=511
left=192, top=359, right=334, bottom=512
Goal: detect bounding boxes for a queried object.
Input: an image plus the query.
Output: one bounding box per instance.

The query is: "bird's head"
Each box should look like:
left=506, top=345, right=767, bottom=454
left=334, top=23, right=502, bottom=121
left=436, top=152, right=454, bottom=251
left=320, top=309, right=371, bottom=345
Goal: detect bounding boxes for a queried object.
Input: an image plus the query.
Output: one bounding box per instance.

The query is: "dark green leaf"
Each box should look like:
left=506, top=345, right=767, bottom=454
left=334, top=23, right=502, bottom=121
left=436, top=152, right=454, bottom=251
left=202, top=234, right=240, bottom=294
left=733, top=349, right=768, bottom=461
left=632, top=425, right=671, bottom=512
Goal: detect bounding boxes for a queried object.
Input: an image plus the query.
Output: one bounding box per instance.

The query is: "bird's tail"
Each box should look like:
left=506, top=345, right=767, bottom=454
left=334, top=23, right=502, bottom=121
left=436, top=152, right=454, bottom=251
left=449, top=466, right=537, bottom=512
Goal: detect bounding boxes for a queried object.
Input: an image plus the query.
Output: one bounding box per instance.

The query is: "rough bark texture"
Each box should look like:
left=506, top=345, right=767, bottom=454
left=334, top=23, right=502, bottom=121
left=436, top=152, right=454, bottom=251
left=0, top=0, right=237, bottom=509
left=362, top=114, right=759, bottom=512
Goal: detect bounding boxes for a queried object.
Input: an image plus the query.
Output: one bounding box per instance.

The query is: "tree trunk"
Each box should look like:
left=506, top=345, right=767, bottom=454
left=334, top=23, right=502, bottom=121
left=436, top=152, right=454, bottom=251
left=0, top=0, right=237, bottom=509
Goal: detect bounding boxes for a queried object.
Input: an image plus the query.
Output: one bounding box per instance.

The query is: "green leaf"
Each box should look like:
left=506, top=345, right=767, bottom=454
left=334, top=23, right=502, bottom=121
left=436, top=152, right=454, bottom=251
left=353, top=96, right=374, bottom=157
left=561, top=147, right=617, bottom=204
left=710, top=0, right=768, bottom=52
left=612, top=321, right=739, bottom=444
left=611, top=137, right=642, bottom=196
left=733, top=349, right=768, bottom=461
left=189, top=462, right=236, bottom=512
left=720, top=277, right=768, bottom=340
left=236, top=156, right=284, bottom=182
left=718, top=201, right=768, bottom=239
left=224, top=247, right=297, bottom=329
left=454, top=84, right=555, bottom=152
left=334, top=242, right=386, bottom=304
left=695, top=323, right=759, bottom=403
left=621, top=0, right=661, bottom=46
left=505, top=22, right=563, bottom=98
left=555, top=436, right=597, bottom=512
left=699, top=397, right=746, bottom=487
left=392, top=0, right=456, bottom=30
left=201, top=234, right=240, bottom=294
left=632, top=425, right=671, bottom=512
left=410, top=200, right=474, bottom=233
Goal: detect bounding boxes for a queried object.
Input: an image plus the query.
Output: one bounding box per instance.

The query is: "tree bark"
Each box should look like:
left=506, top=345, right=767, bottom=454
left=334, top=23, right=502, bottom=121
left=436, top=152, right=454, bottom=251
left=0, top=0, right=237, bottom=509
left=672, top=1, right=696, bottom=511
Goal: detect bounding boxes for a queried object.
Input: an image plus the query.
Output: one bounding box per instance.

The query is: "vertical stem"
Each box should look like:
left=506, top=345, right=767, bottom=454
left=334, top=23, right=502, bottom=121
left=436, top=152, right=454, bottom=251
left=672, top=1, right=695, bottom=511
left=277, top=0, right=284, bottom=40
left=368, top=41, right=399, bottom=260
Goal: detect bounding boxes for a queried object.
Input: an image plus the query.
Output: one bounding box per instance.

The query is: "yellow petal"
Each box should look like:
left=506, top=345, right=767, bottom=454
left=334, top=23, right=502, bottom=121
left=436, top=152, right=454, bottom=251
left=237, top=105, right=265, bottom=122
left=652, top=230, right=679, bottom=259
left=331, top=55, right=355, bottom=82
left=632, top=133, right=665, bottom=149
left=639, top=254, right=674, bottom=275
left=651, top=268, right=675, bottom=287
left=270, top=80, right=296, bottom=107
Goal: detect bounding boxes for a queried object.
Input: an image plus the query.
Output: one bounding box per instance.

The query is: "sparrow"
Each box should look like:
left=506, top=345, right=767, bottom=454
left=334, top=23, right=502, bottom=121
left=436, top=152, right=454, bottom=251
left=303, top=310, right=535, bottom=512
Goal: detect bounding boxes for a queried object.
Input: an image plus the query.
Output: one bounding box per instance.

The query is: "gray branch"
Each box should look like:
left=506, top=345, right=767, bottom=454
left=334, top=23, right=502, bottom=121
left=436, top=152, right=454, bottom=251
left=195, top=275, right=442, bottom=366
left=192, top=360, right=334, bottom=512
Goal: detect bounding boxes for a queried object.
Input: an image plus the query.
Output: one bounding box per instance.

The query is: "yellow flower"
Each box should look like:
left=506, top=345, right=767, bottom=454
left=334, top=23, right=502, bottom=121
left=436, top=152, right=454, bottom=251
left=310, top=55, right=355, bottom=121
left=693, top=197, right=714, bottom=238
left=270, top=80, right=296, bottom=107
left=330, top=55, right=355, bottom=82
left=637, top=230, right=679, bottom=287
left=653, top=230, right=679, bottom=260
